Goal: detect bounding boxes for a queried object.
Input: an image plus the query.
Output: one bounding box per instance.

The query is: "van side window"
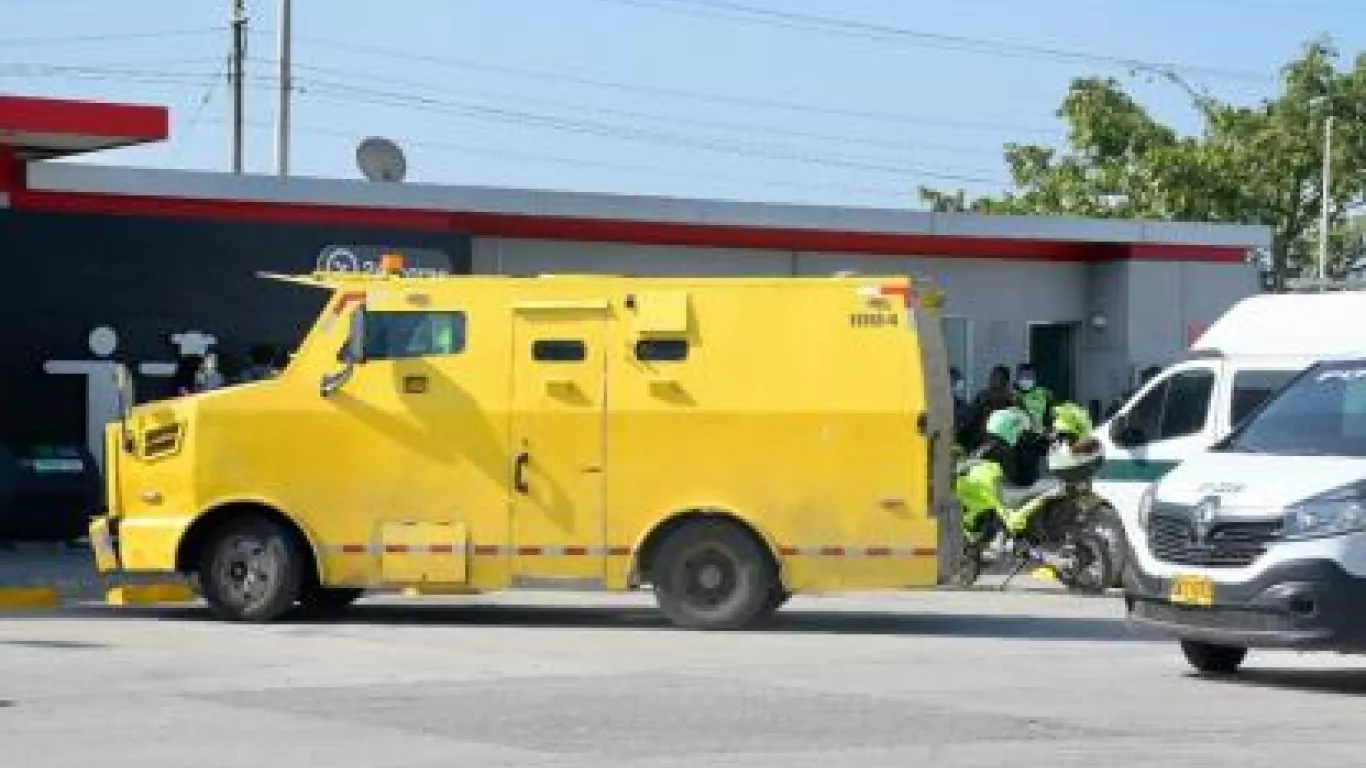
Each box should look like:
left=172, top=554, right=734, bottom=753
left=636, top=339, right=689, bottom=362
left=1230, top=370, right=1298, bottom=426
left=1118, top=368, right=1215, bottom=445
left=1161, top=370, right=1215, bottom=439
left=1123, top=380, right=1168, bottom=445
left=364, top=312, right=467, bottom=360
left=532, top=339, right=586, bottom=362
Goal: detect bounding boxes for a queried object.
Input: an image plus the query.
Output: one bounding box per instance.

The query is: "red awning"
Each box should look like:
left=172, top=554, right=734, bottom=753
left=0, top=95, right=168, bottom=160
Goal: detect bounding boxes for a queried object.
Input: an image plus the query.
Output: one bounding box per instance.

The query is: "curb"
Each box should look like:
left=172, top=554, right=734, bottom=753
left=0, top=587, right=61, bottom=609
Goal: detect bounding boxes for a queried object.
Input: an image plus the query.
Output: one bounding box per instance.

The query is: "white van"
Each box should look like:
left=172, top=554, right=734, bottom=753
left=1126, top=357, right=1366, bottom=673
left=1097, top=291, right=1366, bottom=584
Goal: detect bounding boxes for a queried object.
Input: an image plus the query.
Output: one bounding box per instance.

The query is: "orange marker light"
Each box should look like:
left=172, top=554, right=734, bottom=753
left=380, top=253, right=406, bottom=274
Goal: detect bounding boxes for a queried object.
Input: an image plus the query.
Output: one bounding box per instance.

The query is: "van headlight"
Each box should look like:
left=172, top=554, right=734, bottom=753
left=1283, top=488, right=1366, bottom=541
left=1137, top=485, right=1157, bottom=531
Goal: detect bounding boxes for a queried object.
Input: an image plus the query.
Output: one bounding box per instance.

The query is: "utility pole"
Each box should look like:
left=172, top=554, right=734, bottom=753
left=229, top=0, right=248, bottom=174
left=274, top=0, right=292, bottom=176
left=1318, top=115, right=1334, bottom=281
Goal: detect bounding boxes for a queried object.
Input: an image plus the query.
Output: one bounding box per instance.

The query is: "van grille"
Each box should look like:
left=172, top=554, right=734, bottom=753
left=1147, top=507, right=1280, bottom=568
left=142, top=424, right=182, bottom=458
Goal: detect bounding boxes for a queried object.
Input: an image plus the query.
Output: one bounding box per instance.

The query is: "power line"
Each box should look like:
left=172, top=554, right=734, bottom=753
left=213, top=117, right=923, bottom=200
left=291, top=62, right=1006, bottom=161
left=582, top=0, right=1271, bottom=83
left=291, top=32, right=1058, bottom=136
left=0, top=60, right=1007, bottom=183
left=295, top=77, right=1009, bottom=184
left=0, top=27, right=226, bottom=47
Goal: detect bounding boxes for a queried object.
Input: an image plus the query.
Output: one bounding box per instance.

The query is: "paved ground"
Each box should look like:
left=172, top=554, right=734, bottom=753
left=2, top=587, right=1366, bottom=768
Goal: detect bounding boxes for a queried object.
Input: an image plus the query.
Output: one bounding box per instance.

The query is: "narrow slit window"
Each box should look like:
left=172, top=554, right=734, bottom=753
left=532, top=339, right=586, bottom=362
left=636, top=339, right=689, bottom=362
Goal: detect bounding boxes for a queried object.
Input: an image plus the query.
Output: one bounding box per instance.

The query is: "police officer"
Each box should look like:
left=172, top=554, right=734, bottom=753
left=1013, top=362, right=1056, bottom=484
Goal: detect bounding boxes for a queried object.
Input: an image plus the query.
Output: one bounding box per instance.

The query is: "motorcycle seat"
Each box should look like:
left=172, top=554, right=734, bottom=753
left=999, top=479, right=1061, bottom=508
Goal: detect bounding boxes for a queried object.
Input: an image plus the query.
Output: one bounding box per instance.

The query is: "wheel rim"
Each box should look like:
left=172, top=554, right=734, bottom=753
left=1068, top=540, right=1106, bottom=591
left=215, top=535, right=276, bottom=608
left=678, top=545, right=739, bottom=611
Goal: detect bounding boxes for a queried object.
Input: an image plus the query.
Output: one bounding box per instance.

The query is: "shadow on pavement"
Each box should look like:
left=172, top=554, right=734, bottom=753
left=1199, top=667, right=1366, bottom=697
left=40, top=602, right=1161, bottom=643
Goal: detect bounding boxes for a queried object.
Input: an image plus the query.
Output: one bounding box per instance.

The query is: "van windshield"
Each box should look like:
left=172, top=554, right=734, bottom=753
left=1224, top=361, right=1366, bottom=458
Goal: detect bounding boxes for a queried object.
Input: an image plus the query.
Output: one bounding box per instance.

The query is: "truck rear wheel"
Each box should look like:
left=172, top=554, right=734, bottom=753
left=1180, top=640, right=1247, bottom=675
left=652, top=520, right=775, bottom=630
left=198, top=516, right=305, bottom=622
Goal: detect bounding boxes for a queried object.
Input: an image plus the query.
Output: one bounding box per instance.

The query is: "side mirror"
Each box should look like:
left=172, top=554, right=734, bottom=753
left=321, top=306, right=366, bottom=397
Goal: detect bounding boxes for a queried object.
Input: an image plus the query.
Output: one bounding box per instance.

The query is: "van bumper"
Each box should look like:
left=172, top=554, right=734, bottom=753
left=1125, top=559, right=1366, bottom=651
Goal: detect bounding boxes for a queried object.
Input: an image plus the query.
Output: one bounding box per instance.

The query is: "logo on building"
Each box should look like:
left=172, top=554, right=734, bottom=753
left=316, top=245, right=451, bottom=277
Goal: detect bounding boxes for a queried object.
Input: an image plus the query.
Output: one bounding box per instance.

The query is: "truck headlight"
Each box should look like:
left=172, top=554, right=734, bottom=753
left=1137, top=485, right=1157, bottom=531
left=1283, top=490, right=1366, bottom=541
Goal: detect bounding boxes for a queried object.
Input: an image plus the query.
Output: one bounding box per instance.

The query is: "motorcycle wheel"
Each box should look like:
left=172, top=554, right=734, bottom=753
left=949, top=544, right=984, bottom=588
left=1058, top=532, right=1113, bottom=595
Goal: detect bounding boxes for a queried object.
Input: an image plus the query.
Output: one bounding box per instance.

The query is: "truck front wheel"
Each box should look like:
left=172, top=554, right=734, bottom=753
left=1180, top=640, right=1248, bottom=675
left=198, top=516, right=306, bottom=622
left=652, top=520, right=775, bottom=630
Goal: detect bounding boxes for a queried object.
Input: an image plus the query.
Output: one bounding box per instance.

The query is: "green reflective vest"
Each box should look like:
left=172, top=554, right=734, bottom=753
left=1018, top=386, right=1052, bottom=432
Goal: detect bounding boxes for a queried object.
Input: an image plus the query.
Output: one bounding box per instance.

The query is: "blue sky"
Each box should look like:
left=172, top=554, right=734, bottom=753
left=3, top=0, right=1362, bottom=207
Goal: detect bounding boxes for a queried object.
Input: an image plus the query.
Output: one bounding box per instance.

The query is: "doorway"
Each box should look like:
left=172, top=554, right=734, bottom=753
left=1027, top=322, right=1078, bottom=401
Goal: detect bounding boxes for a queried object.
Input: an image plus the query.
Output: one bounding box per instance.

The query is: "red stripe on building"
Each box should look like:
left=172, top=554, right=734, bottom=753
left=563, top=546, right=589, bottom=556
left=864, top=547, right=893, bottom=557
left=913, top=548, right=938, bottom=557
left=340, top=544, right=368, bottom=554
left=384, top=544, right=411, bottom=554
left=428, top=544, right=456, bottom=554
left=516, top=546, right=542, bottom=556
left=8, top=188, right=1247, bottom=264
left=607, top=546, right=633, bottom=557
left=473, top=545, right=501, bottom=556
left=819, top=546, right=846, bottom=557
left=779, top=546, right=800, bottom=557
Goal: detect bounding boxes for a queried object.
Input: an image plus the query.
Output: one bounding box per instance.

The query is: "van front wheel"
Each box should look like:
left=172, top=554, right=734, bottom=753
left=652, top=520, right=775, bottom=630
left=198, top=516, right=305, bottom=623
left=1180, top=640, right=1247, bottom=675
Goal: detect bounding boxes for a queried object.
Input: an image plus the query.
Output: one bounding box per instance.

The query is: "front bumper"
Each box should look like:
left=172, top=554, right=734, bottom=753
left=1126, top=558, right=1366, bottom=651
left=89, top=516, right=121, bottom=573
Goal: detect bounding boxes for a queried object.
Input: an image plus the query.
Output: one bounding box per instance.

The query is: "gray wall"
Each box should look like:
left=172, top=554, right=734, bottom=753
left=472, top=237, right=1257, bottom=409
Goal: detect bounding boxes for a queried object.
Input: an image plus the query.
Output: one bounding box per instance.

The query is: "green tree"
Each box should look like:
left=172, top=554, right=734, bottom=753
left=922, top=41, right=1366, bottom=286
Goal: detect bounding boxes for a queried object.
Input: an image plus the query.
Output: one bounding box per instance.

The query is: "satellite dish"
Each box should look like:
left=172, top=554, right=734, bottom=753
left=356, top=136, right=407, bottom=182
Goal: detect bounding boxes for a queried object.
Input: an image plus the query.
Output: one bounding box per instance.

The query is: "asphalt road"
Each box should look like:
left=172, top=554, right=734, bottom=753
left=3, top=588, right=1366, bottom=768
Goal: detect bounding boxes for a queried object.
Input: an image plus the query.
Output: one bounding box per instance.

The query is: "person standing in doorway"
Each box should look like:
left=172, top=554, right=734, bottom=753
left=1014, top=362, right=1056, bottom=484
left=949, top=366, right=970, bottom=447
left=963, top=365, right=1018, bottom=451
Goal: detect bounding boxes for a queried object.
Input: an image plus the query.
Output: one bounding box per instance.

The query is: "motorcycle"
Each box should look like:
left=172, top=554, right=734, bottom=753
left=950, top=405, right=1116, bottom=594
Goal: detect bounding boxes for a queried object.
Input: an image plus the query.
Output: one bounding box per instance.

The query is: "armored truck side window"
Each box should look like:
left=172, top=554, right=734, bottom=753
left=532, top=339, right=587, bottom=362
left=364, top=311, right=467, bottom=360
left=635, top=339, right=689, bottom=362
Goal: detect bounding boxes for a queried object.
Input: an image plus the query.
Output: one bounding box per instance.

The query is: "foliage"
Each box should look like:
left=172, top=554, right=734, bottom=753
left=921, top=40, right=1366, bottom=285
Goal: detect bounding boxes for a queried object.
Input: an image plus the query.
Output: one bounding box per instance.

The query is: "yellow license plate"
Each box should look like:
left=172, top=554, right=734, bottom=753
left=1169, top=575, right=1214, bottom=607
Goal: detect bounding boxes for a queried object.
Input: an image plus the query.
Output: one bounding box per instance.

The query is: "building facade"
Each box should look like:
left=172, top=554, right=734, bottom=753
left=0, top=96, right=1269, bottom=507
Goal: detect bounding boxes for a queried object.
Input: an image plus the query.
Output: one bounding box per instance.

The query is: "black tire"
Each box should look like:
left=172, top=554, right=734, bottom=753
left=296, top=586, right=365, bottom=615
left=651, top=519, right=776, bottom=630
left=197, top=515, right=306, bottom=622
left=1059, top=532, right=1114, bottom=595
left=761, top=586, right=792, bottom=616
left=1181, top=640, right=1248, bottom=675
